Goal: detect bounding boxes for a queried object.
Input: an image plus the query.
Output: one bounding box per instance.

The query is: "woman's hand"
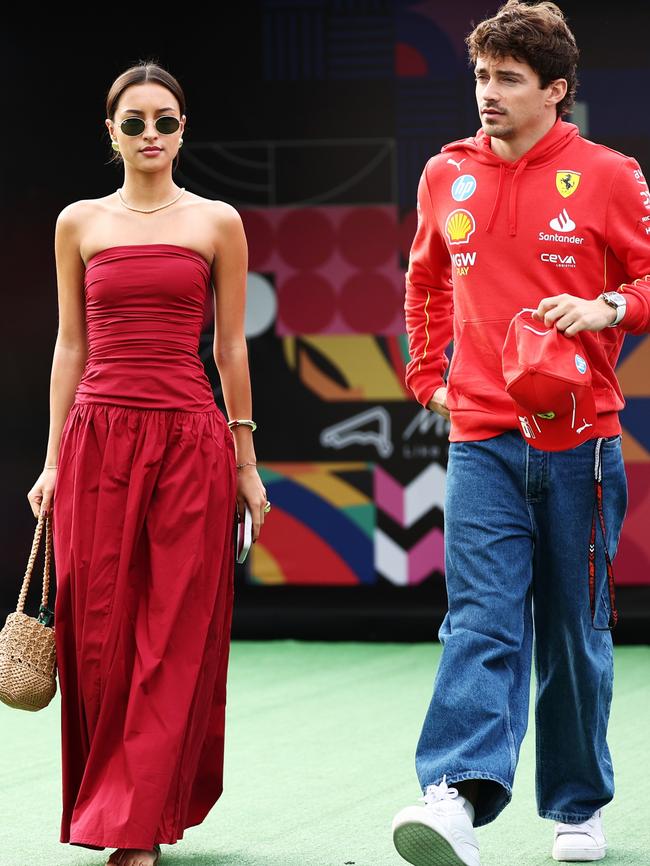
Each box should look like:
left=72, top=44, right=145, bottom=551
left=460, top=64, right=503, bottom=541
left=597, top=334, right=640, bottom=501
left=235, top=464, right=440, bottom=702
left=236, top=466, right=268, bottom=542
left=27, top=467, right=57, bottom=519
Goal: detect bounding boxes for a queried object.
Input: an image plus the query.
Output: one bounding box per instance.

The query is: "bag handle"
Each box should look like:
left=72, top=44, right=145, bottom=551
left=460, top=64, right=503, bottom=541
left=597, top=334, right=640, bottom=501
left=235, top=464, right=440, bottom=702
left=16, top=512, right=54, bottom=626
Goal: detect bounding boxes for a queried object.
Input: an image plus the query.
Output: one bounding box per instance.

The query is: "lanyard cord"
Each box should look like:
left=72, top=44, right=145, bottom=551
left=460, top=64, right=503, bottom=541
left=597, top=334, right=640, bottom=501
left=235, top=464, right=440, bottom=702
left=588, top=437, right=618, bottom=630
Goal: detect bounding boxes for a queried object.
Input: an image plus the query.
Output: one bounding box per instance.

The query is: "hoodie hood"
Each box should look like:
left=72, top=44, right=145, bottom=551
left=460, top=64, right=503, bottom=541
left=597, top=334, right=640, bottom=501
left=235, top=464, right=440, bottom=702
left=441, top=119, right=580, bottom=235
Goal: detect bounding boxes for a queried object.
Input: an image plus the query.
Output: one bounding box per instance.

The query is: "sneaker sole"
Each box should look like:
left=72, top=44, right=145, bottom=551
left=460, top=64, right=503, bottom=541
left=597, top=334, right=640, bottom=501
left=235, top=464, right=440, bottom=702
left=552, top=843, right=606, bottom=862
left=393, top=821, right=475, bottom=866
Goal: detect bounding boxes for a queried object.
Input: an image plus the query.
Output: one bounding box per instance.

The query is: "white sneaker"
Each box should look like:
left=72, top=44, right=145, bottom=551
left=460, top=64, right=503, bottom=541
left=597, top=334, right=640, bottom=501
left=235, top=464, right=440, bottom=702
left=552, top=809, right=607, bottom=861
left=392, top=775, right=480, bottom=866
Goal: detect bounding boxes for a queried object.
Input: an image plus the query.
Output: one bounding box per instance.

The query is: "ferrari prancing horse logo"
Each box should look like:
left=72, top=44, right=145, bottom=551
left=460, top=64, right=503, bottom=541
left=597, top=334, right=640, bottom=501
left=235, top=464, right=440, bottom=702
left=556, top=170, right=581, bottom=198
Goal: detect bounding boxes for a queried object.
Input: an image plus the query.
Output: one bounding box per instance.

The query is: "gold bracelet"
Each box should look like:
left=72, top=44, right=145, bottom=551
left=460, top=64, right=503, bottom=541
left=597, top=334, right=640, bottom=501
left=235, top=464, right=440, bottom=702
left=44, top=464, right=58, bottom=469
left=236, top=461, right=257, bottom=470
left=228, top=419, right=258, bottom=432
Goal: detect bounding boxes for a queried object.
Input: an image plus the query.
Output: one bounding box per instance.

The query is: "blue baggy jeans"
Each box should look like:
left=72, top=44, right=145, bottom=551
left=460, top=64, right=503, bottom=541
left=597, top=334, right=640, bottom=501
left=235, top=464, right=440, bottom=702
left=415, top=430, right=628, bottom=827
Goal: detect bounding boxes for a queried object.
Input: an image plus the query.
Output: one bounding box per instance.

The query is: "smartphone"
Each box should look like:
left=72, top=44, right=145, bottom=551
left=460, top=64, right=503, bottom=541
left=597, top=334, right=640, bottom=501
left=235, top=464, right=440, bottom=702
left=236, top=504, right=253, bottom=564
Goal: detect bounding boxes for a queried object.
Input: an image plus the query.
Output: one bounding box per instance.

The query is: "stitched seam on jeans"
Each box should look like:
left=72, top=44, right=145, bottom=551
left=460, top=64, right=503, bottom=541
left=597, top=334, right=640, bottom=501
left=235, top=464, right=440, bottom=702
left=533, top=628, right=544, bottom=814
left=502, top=664, right=518, bottom=777
left=425, top=770, right=512, bottom=791
left=524, top=445, right=530, bottom=500
left=427, top=769, right=513, bottom=825
left=526, top=501, right=537, bottom=579
left=601, top=635, right=615, bottom=777
left=539, top=810, right=602, bottom=823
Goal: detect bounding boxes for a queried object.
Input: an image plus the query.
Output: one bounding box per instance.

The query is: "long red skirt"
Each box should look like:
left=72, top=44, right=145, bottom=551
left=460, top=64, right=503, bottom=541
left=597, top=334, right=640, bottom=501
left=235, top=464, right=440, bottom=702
left=51, top=401, right=237, bottom=850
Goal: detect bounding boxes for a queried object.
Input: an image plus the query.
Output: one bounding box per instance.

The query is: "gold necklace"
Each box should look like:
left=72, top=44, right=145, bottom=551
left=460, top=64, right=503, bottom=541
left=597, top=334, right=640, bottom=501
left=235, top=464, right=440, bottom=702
left=117, top=186, right=186, bottom=213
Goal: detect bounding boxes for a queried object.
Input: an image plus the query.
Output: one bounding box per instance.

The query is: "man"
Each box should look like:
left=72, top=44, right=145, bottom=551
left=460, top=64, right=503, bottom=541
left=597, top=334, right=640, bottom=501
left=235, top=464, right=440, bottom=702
left=392, top=2, right=650, bottom=865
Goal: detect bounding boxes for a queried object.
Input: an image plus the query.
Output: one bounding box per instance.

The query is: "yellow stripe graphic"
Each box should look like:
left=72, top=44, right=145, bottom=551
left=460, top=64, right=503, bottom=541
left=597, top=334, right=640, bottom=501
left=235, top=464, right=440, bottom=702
left=417, top=290, right=431, bottom=372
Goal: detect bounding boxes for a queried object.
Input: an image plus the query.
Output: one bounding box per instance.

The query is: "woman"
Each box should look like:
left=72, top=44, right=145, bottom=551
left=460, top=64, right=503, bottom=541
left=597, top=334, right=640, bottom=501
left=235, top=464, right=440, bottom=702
left=26, top=61, right=267, bottom=866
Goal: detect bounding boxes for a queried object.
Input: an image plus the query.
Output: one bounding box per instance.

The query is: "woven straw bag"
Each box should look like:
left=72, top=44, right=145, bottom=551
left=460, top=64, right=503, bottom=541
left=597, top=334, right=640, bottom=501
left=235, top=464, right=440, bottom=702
left=0, top=511, right=57, bottom=711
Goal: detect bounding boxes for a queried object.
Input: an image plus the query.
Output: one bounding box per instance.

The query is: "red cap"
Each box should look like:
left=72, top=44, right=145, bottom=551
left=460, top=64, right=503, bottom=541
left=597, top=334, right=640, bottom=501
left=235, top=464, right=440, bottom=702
left=502, top=309, right=597, bottom=451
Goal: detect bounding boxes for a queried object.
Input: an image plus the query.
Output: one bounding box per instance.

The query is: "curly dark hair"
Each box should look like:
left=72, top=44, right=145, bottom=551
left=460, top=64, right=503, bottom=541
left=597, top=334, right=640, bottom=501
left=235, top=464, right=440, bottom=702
left=105, top=59, right=186, bottom=171
left=465, top=0, right=579, bottom=116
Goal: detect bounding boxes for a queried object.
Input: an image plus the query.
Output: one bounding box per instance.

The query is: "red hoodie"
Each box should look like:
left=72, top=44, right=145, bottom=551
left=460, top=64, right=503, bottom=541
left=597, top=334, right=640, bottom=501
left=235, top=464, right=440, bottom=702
left=405, top=118, right=650, bottom=442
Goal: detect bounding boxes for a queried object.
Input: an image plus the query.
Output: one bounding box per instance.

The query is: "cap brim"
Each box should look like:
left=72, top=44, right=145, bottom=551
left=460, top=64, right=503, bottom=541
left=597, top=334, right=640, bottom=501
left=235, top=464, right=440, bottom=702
left=511, top=386, right=597, bottom=451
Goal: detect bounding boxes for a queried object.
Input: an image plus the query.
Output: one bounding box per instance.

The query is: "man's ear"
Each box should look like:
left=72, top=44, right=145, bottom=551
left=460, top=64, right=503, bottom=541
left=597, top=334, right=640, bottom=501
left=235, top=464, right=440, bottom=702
left=547, top=78, right=568, bottom=107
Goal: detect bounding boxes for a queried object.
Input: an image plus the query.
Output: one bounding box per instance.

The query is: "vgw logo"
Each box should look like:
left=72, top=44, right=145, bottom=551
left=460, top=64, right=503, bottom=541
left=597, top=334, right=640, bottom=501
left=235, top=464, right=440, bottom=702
left=452, top=251, right=477, bottom=275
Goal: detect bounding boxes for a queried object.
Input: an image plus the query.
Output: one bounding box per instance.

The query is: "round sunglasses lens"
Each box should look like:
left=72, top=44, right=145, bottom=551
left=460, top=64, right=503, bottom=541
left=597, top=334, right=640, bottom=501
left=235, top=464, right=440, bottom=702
left=121, top=118, right=145, bottom=136
left=156, top=116, right=180, bottom=134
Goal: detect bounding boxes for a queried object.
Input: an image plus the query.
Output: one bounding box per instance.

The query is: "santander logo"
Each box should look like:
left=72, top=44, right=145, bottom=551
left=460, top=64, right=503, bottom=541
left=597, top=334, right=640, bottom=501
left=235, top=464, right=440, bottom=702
left=549, top=208, right=575, bottom=232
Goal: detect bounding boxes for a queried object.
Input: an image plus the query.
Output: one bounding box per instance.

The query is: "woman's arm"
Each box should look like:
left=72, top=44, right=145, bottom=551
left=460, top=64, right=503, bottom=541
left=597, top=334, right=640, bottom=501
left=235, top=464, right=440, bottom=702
left=27, top=204, right=88, bottom=518
left=210, top=203, right=267, bottom=540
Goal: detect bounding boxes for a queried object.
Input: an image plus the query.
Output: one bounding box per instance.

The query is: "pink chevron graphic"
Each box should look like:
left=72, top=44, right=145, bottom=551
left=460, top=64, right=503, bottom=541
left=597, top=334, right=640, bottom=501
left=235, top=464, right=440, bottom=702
left=374, top=464, right=446, bottom=528
left=375, top=527, right=445, bottom=585
left=409, top=527, right=445, bottom=584
left=374, top=465, right=404, bottom=524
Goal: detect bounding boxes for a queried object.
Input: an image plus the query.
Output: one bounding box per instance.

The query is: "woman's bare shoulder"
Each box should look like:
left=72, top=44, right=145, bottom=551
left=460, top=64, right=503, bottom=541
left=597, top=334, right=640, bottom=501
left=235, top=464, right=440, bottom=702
left=186, top=193, right=242, bottom=225
left=56, top=194, right=115, bottom=232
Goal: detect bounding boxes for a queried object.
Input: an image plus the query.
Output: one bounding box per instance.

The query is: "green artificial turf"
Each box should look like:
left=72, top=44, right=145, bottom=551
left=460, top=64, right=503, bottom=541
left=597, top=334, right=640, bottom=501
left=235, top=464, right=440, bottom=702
left=2, top=642, right=648, bottom=866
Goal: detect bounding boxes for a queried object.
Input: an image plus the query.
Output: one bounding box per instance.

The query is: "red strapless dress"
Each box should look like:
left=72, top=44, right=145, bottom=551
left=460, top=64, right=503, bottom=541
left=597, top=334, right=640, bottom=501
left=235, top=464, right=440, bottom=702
left=51, top=244, right=237, bottom=851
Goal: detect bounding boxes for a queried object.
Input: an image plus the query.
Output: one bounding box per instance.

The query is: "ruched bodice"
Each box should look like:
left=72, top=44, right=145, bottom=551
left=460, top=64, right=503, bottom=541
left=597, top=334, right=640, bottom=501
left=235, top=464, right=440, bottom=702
left=74, top=243, right=217, bottom=411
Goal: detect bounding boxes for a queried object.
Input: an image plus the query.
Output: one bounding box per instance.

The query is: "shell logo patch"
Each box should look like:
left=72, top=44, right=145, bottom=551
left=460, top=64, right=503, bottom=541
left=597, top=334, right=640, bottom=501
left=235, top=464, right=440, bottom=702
left=445, top=209, right=476, bottom=245
left=556, top=171, right=581, bottom=198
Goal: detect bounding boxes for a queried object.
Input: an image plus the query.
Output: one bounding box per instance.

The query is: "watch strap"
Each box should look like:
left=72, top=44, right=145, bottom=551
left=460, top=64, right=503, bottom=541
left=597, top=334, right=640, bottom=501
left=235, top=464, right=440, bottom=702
left=602, top=292, right=626, bottom=326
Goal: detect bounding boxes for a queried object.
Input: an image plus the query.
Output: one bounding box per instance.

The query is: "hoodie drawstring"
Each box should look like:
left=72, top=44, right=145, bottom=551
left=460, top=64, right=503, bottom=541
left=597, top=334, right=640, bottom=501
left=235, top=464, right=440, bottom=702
left=442, top=119, right=580, bottom=236
left=485, top=158, right=529, bottom=235
left=508, top=158, right=528, bottom=236
left=485, top=163, right=505, bottom=234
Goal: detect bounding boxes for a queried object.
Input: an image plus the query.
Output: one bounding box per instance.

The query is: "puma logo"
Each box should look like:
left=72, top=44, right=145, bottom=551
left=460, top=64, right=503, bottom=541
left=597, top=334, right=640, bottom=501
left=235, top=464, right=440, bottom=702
left=447, top=158, right=465, bottom=171
left=576, top=419, right=593, bottom=434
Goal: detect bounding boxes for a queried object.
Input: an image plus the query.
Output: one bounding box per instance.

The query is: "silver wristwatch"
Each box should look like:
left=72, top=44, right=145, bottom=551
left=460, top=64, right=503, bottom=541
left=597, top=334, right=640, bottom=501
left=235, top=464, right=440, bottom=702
left=600, top=291, right=626, bottom=326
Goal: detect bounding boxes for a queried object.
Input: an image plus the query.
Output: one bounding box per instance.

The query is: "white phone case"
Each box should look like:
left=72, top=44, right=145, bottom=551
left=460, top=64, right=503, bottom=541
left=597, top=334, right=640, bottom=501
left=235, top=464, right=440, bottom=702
left=236, top=505, right=253, bottom=564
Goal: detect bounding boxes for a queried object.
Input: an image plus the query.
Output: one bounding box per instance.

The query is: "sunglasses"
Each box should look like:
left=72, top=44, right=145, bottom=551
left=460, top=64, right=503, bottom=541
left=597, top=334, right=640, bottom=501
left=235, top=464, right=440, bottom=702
left=119, top=115, right=181, bottom=136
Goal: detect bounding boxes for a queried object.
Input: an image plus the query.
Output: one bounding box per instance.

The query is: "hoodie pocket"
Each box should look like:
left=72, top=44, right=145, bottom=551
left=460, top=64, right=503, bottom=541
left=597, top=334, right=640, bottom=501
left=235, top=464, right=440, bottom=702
left=446, top=318, right=512, bottom=412
left=582, top=330, right=624, bottom=406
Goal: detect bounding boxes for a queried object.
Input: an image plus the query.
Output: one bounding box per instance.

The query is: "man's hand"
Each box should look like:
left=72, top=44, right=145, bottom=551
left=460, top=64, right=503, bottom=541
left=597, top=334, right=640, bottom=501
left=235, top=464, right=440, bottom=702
left=532, top=294, right=617, bottom=336
left=427, top=386, right=450, bottom=419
